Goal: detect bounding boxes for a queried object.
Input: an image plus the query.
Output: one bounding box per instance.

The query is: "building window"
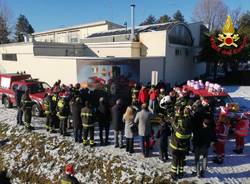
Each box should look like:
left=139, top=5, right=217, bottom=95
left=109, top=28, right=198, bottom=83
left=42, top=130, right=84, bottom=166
left=2, top=54, right=17, bottom=61
left=168, top=25, right=193, bottom=46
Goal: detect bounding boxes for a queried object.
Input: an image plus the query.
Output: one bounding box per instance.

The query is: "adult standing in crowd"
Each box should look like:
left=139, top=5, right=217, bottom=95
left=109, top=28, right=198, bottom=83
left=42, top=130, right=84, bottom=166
left=123, top=106, right=136, bottom=153
left=111, top=99, right=125, bottom=148
left=15, top=86, right=24, bottom=125
left=21, top=89, right=34, bottom=130
left=57, top=94, right=70, bottom=136
left=192, top=115, right=215, bottom=177
left=96, top=97, right=111, bottom=146
left=170, top=106, right=192, bottom=180
left=81, top=101, right=95, bottom=147
left=71, top=97, right=83, bottom=143
left=148, top=85, right=158, bottom=114
left=134, top=103, right=153, bottom=157
left=138, top=85, right=149, bottom=105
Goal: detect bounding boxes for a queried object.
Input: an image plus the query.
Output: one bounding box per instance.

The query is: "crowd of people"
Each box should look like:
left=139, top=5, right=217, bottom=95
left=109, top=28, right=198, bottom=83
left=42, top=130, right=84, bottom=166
left=14, top=79, right=249, bottom=182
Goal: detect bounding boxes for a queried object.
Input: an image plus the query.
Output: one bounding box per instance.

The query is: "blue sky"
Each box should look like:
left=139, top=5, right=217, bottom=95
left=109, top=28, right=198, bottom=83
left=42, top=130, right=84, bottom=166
left=5, top=0, right=250, bottom=32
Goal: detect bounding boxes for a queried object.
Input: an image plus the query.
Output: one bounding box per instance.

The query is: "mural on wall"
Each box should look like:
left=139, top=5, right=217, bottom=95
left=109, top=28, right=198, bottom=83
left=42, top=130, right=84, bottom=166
left=77, top=60, right=140, bottom=90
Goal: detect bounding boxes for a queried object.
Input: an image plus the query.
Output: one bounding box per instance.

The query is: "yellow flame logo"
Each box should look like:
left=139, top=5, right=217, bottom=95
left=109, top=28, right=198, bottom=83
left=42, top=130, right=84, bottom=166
left=218, top=15, right=239, bottom=48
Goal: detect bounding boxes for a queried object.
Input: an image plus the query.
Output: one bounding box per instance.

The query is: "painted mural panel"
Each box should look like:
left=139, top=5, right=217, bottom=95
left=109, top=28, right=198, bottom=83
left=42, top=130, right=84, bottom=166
left=77, top=59, right=140, bottom=90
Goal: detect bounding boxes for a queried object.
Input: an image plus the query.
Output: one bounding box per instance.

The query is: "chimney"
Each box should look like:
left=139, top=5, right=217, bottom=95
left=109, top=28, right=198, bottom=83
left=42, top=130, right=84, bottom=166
left=130, top=4, right=136, bottom=41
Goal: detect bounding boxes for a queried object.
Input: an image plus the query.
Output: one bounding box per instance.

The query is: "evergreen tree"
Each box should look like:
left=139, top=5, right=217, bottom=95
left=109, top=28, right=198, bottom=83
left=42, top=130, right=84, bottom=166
left=0, top=15, right=10, bottom=44
left=139, top=15, right=157, bottom=26
left=172, top=10, right=185, bottom=22
left=157, top=14, right=172, bottom=23
left=15, top=14, right=34, bottom=42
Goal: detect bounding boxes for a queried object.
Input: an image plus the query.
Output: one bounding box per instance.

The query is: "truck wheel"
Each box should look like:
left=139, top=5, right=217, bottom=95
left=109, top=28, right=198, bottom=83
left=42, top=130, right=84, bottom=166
left=32, top=103, right=42, bottom=117
left=3, top=97, right=12, bottom=108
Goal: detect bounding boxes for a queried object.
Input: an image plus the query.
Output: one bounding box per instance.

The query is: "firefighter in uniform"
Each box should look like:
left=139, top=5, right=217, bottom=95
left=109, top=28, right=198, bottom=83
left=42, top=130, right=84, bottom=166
left=170, top=106, right=192, bottom=180
left=21, top=89, right=34, bottom=130
left=81, top=101, right=95, bottom=147
left=59, top=164, right=79, bottom=184
left=233, top=114, right=249, bottom=154
left=131, top=83, right=140, bottom=107
left=43, top=92, right=52, bottom=131
left=48, top=92, right=59, bottom=132
left=57, top=93, right=70, bottom=136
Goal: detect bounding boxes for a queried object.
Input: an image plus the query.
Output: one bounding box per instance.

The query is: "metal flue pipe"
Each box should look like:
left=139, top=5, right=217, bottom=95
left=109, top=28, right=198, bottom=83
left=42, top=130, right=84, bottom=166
left=130, top=4, right=135, bottom=41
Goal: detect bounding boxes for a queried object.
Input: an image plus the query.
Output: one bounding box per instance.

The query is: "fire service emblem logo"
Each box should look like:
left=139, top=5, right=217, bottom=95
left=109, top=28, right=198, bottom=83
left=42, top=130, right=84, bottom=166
left=210, top=15, right=248, bottom=56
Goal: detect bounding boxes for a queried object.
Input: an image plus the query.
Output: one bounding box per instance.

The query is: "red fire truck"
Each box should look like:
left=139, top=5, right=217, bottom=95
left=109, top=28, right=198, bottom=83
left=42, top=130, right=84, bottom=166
left=0, top=73, right=50, bottom=116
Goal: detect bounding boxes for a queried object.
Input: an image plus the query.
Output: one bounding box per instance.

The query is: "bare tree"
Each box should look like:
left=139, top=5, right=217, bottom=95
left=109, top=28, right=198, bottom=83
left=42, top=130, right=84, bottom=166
left=192, top=0, right=228, bottom=31
left=230, top=6, right=242, bottom=29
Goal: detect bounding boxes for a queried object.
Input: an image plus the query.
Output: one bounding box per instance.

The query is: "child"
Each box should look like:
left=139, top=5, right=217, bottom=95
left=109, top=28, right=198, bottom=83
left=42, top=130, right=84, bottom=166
left=123, top=106, right=136, bottom=153
left=157, top=116, right=172, bottom=162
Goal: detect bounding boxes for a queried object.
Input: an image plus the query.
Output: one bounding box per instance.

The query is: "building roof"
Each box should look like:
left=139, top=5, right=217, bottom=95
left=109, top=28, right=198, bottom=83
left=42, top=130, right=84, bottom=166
left=32, top=20, right=123, bottom=36
left=87, top=22, right=178, bottom=38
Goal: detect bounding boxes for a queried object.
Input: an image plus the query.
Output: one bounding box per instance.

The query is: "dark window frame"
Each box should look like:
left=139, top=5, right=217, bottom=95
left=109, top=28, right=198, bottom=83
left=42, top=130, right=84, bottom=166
left=2, top=53, right=17, bottom=61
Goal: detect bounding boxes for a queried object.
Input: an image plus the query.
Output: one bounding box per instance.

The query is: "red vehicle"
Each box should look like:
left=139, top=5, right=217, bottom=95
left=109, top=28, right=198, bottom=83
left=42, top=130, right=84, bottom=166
left=181, top=80, right=249, bottom=133
left=0, top=73, right=51, bottom=116
left=182, top=80, right=233, bottom=107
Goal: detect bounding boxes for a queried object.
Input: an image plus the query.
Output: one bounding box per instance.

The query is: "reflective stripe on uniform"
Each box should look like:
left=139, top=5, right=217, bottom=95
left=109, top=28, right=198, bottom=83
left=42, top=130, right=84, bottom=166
left=81, top=113, right=93, bottom=117
left=170, top=142, right=186, bottom=151
left=89, top=140, right=95, bottom=145
left=175, top=132, right=191, bottom=139
left=61, top=179, right=71, bottom=184
left=171, top=165, right=177, bottom=173
left=82, top=123, right=94, bottom=127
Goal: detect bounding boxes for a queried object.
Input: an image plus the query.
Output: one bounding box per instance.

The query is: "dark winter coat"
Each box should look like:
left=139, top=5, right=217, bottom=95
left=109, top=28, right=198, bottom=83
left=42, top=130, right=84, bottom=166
left=157, top=123, right=171, bottom=150
left=193, top=125, right=215, bottom=148
left=15, top=89, right=24, bottom=107
left=71, top=99, right=83, bottom=129
left=111, top=104, right=125, bottom=131
left=96, top=102, right=111, bottom=124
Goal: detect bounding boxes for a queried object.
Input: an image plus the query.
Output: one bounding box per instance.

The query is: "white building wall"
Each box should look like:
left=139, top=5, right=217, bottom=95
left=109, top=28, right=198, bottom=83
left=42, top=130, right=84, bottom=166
left=165, top=44, right=205, bottom=86
left=139, top=31, right=166, bottom=57
left=0, top=43, right=78, bottom=85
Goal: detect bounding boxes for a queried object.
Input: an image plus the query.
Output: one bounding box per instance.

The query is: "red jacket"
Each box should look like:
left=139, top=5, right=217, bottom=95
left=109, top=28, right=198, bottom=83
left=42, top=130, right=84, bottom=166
left=138, top=89, right=149, bottom=104
left=235, top=119, right=249, bottom=137
left=148, top=89, right=159, bottom=100
left=215, top=122, right=229, bottom=142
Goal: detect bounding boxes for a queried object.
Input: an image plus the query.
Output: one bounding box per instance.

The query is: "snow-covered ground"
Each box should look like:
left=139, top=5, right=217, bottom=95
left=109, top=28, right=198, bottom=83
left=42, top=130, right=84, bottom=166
left=0, top=86, right=250, bottom=184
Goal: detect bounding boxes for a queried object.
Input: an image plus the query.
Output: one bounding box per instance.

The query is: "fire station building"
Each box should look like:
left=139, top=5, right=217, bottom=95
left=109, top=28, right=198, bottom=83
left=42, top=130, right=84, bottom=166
left=0, top=20, right=206, bottom=87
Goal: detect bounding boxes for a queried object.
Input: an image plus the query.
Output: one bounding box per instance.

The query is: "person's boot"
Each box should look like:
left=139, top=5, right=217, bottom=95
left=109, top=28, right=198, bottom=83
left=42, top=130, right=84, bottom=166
left=178, top=172, right=184, bottom=179
left=233, top=149, right=241, bottom=154
left=199, top=170, right=205, bottom=178
left=212, top=157, right=223, bottom=164
left=170, top=172, right=178, bottom=181
left=239, top=148, right=243, bottom=154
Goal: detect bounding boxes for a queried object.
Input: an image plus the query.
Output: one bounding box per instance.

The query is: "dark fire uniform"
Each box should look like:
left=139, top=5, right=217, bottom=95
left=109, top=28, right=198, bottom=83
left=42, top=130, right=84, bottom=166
left=57, top=97, right=70, bottom=136
left=170, top=113, right=192, bottom=180
left=43, top=94, right=52, bottom=131
left=81, top=105, right=95, bottom=146
left=21, top=92, right=34, bottom=130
